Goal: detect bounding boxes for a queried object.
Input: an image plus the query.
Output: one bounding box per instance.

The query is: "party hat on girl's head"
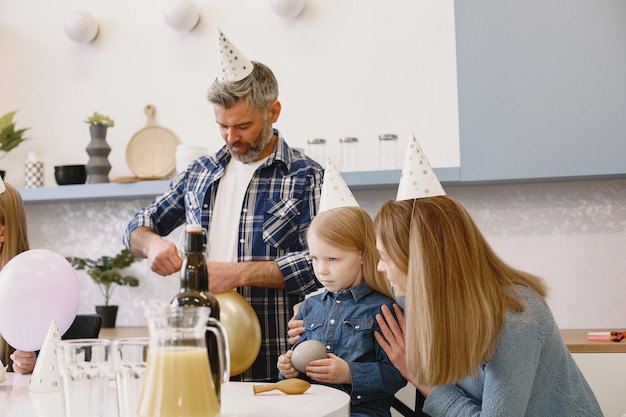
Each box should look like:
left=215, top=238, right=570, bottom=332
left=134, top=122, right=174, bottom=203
left=0, top=175, right=5, bottom=194
left=396, top=132, right=446, bottom=201
left=217, top=28, right=254, bottom=82
left=318, top=157, right=359, bottom=212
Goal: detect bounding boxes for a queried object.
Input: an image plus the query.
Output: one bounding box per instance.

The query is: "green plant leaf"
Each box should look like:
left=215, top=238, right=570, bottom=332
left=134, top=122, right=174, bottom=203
left=84, top=111, right=115, bottom=127
left=65, top=248, right=139, bottom=306
left=0, top=111, right=16, bottom=130
left=0, top=111, right=29, bottom=152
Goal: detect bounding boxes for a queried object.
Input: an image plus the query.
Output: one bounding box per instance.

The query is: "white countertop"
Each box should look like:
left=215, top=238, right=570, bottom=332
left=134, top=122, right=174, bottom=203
left=0, top=373, right=350, bottom=417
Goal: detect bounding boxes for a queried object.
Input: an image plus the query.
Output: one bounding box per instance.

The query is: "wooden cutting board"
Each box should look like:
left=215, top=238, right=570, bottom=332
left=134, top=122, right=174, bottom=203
left=124, top=104, right=180, bottom=180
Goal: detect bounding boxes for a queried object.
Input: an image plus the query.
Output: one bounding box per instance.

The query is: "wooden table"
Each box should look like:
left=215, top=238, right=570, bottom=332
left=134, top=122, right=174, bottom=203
left=101, top=327, right=626, bottom=353
left=99, top=326, right=149, bottom=339
left=560, top=329, right=626, bottom=353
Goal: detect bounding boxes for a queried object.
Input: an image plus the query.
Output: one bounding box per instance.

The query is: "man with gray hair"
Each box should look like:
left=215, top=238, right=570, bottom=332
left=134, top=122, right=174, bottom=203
left=124, top=30, right=323, bottom=382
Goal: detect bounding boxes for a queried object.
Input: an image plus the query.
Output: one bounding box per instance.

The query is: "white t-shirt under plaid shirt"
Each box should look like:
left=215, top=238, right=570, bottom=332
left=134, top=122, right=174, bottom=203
left=124, top=131, right=324, bottom=381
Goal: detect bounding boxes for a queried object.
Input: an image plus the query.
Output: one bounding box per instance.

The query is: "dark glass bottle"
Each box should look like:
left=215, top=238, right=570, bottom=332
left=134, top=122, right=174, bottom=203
left=171, top=224, right=222, bottom=400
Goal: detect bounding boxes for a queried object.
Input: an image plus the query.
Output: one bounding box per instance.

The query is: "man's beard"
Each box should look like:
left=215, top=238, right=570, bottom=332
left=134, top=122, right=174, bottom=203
left=229, top=116, right=273, bottom=163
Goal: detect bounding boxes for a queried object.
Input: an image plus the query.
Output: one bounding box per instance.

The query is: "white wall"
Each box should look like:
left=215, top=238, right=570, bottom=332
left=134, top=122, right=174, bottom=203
left=0, top=0, right=460, bottom=186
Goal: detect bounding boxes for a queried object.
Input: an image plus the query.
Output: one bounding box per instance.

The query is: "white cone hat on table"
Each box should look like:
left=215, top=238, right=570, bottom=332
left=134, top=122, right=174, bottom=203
left=217, top=28, right=254, bottom=82
left=28, top=318, right=62, bottom=392
left=396, top=133, right=446, bottom=201
left=318, top=157, right=359, bottom=212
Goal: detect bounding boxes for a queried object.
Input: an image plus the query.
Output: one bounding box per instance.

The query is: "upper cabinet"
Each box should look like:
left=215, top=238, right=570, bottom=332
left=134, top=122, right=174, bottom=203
left=454, top=0, right=626, bottom=182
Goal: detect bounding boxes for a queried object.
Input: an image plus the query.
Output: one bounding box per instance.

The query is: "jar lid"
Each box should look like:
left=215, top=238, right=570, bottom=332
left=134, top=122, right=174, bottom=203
left=378, top=134, right=398, bottom=141
left=307, top=138, right=327, bottom=144
left=339, top=137, right=359, bottom=143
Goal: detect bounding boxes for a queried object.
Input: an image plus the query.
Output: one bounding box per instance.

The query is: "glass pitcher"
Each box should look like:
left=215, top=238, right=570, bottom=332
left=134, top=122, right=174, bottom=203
left=138, top=300, right=230, bottom=417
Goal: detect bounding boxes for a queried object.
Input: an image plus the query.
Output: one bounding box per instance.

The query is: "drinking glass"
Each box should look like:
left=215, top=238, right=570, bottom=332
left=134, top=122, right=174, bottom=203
left=57, top=338, right=112, bottom=417
left=113, top=337, right=149, bottom=417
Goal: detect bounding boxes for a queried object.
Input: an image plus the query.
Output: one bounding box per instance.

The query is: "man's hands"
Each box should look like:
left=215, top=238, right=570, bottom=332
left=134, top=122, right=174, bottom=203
left=146, top=239, right=182, bottom=276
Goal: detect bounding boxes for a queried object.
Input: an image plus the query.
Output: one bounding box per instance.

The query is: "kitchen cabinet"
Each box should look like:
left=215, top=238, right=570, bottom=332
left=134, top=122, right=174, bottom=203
left=561, top=329, right=626, bottom=417
left=454, top=0, right=626, bottom=182
left=572, top=353, right=626, bottom=417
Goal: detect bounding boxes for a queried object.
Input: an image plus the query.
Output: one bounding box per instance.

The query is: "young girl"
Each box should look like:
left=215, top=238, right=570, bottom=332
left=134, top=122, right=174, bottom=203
left=374, top=196, right=603, bottom=416
left=277, top=206, right=406, bottom=417
left=0, top=180, right=37, bottom=374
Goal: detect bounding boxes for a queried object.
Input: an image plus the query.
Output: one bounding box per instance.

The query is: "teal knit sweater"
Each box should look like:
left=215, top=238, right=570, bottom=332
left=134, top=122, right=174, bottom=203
left=423, top=286, right=603, bottom=416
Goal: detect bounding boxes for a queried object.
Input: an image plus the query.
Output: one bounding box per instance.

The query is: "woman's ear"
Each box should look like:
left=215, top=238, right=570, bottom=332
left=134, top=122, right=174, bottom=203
left=0, top=224, right=5, bottom=244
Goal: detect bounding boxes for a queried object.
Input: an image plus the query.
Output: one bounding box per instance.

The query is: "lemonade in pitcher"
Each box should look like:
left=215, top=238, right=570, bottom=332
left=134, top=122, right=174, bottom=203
left=138, top=346, right=218, bottom=417
left=138, top=301, right=227, bottom=417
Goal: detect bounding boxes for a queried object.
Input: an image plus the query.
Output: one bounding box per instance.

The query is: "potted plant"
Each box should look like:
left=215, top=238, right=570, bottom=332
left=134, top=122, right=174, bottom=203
left=66, top=248, right=139, bottom=328
left=84, top=111, right=115, bottom=128
left=83, top=111, right=114, bottom=183
left=0, top=111, right=30, bottom=178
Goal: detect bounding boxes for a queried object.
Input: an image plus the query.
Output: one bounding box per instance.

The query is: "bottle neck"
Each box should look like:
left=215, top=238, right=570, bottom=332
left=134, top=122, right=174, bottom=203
left=185, top=230, right=205, bottom=253
left=181, top=231, right=208, bottom=292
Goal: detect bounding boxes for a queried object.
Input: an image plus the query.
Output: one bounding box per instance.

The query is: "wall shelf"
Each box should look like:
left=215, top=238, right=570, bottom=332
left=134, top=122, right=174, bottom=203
left=20, top=167, right=461, bottom=204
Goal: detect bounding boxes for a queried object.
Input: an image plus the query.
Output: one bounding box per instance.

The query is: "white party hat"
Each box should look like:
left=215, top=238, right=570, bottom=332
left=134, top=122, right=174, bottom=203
left=0, top=360, right=6, bottom=383
left=217, top=28, right=254, bottom=82
left=0, top=175, right=5, bottom=194
left=318, top=157, right=359, bottom=212
left=396, top=133, right=446, bottom=201
left=29, top=319, right=62, bottom=392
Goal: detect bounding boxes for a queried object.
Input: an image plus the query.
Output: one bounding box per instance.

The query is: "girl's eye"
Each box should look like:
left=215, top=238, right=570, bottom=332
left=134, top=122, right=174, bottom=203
left=329, top=258, right=337, bottom=262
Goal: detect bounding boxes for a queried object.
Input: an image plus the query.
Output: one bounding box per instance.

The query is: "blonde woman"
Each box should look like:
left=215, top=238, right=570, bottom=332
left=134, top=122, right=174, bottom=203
left=374, top=196, right=602, bottom=416
left=0, top=181, right=36, bottom=374
left=278, top=206, right=405, bottom=417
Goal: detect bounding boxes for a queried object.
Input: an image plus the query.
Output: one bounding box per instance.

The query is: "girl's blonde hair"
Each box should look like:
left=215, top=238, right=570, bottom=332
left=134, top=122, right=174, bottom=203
left=375, top=196, right=547, bottom=386
left=308, top=206, right=393, bottom=299
left=0, top=182, right=30, bottom=371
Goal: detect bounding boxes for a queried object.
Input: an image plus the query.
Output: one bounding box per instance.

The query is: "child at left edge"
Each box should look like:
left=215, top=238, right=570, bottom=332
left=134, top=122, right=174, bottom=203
left=277, top=206, right=406, bottom=417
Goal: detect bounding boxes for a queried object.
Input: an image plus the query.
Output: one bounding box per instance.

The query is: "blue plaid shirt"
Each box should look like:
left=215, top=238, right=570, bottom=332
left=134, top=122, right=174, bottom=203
left=124, top=130, right=323, bottom=381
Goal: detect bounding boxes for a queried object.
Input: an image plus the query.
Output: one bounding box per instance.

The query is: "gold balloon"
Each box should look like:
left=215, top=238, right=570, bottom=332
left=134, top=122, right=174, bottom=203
left=214, top=290, right=262, bottom=376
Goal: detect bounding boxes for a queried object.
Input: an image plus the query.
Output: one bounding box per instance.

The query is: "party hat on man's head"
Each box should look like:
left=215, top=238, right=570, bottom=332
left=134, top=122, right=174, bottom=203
left=396, top=132, right=446, bottom=201
left=0, top=175, right=5, bottom=194
left=318, top=157, right=359, bottom=212
left=217, top=28, right=254, bottom=83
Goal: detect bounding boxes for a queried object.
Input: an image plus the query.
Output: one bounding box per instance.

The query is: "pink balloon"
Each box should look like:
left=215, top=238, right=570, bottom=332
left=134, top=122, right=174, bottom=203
left=0, top=249, right=80, bottom=351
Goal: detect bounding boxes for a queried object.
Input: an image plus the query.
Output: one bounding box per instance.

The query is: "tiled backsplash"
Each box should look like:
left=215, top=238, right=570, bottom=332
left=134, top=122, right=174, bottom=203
left=23, top=178, right=626, bottom=328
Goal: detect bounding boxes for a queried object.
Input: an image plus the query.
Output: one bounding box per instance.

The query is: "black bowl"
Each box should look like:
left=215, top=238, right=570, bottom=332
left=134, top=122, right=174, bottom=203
left=54, top=165, right=87, bottom=185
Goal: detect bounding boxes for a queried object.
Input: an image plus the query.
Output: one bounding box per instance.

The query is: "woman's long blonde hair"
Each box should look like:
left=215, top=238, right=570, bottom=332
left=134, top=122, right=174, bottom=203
left=0, top=183, right=30, bottom=269
left=374, top=196, right=547, bottom=386
left=308, top=206, right=394, bottom=299
left=0, top=182, right=30, bottom=370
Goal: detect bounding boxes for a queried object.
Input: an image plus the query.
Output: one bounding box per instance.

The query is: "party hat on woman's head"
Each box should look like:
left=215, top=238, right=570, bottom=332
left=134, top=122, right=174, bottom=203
left=396, top=132, right=446, bottom=201
left=0, top=175, right=5, bottom=194
left=318, top=157, right=359, bottom=212
left=217, top=28, right=254, bottom=82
